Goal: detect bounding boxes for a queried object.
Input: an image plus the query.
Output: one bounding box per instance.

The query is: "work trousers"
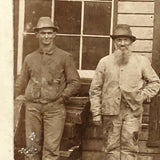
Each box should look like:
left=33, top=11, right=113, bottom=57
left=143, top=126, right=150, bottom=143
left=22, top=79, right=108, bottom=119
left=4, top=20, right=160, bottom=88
left=25, top=100, right=66, bottom=160
left=103, top=100, right=142, bottom=160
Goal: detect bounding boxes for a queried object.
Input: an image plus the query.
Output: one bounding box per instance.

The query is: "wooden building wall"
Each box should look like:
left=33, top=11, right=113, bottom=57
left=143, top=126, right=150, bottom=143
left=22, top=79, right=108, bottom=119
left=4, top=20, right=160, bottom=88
left=81, top=1, right=160, bottom=160
left=117, top=0, right=154, bottom=61
left=14, top=0, right=160, bottom=160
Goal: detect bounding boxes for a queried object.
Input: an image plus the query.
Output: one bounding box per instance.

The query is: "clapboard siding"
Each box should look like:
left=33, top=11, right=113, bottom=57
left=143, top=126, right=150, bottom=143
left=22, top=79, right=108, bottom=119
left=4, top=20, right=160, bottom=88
left=131, top=27, right=153, bottom=39
left=118, top=2, right=154, bottom=14
left=117, top=0, right=155, bottom=60
left=131, top=40, right=153, bottom=52
left=118, top=14, right=154, bottom=26
left=133, top=53, right=152, bottom=62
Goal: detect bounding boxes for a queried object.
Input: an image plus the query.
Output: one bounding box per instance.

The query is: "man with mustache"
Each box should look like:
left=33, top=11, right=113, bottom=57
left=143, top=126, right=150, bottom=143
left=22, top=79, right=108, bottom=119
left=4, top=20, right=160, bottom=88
left=89, top=24, right=160, bottom=160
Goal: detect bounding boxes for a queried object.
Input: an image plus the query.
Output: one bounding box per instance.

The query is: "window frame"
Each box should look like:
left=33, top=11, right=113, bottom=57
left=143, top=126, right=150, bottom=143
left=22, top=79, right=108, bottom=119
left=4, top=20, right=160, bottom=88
left=16, top=0, right=117, bottom=78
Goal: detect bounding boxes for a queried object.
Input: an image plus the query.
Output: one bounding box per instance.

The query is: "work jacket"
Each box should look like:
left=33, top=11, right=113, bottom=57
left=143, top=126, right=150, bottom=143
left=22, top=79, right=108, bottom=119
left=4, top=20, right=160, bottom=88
left=15, top=45, right=80, bottom=103
left=89, top=52, right=160, bottom=117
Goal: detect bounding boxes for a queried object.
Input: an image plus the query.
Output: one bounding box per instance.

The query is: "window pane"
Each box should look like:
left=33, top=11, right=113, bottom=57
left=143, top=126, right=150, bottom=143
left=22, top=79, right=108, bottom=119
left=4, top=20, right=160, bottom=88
left=55, top=1, right=81, bottom=34
left=23, top=35, right=80, bottom=69
left=84, top=2, right=111, bottom=35
left=82, top=37, right=110, bottom=70
left=55, top=36, right=80, bottom=68
left=23, top=34, right=39, bottom=60
left=25, top=0, right=52, bottom=33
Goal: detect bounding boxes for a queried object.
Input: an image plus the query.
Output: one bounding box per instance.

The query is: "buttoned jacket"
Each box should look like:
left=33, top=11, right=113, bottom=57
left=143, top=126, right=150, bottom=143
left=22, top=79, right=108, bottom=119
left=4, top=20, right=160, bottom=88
left=89, top=52, right=160, bottom=116
left=15, top=45, right=80, bottom=103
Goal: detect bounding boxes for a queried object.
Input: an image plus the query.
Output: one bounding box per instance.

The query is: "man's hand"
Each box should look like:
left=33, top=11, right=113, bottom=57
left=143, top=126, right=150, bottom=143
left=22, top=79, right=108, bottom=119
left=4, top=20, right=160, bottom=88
left=92, top=115, right=102, bottom=126
left=15, top=95, right=26, bottom=101
left=133, top=107, right=143, bottom=118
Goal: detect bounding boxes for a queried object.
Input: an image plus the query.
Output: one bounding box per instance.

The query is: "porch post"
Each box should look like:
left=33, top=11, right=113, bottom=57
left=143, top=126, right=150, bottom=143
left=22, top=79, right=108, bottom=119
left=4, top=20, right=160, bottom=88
left=152, top=0, right=160, bottom=75
left=147, top=0, right=160, bottom=147
left=17, top=0, right=25, bottom=75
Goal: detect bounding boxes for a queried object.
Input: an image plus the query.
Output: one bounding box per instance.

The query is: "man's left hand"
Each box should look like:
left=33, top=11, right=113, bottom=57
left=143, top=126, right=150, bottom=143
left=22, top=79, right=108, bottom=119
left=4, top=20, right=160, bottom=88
left=92, top=115, right=102, bottom=126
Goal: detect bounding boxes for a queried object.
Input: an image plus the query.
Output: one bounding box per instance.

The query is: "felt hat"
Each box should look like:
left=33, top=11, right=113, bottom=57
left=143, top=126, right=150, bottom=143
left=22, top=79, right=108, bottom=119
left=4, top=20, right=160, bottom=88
left=111, top=24, right=136, bottom=42
left=34, top=17, right=59, bottom=32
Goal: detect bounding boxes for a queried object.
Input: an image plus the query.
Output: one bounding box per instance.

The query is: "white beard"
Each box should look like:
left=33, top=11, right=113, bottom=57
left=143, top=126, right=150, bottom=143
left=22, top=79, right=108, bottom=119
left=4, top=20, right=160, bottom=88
left=114, top=48, right=131, bottom=66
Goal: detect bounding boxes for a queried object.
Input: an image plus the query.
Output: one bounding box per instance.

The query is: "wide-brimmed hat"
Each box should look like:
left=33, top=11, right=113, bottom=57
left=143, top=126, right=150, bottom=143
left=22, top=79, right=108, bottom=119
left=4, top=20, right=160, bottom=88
left=110, top=24, right=136, bottom=42
left=34, top=17, right=59, bottom=32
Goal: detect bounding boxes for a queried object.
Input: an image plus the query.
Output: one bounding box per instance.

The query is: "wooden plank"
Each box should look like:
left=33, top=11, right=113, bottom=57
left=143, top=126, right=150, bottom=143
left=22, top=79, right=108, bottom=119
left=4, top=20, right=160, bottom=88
left=131, top=27, right=153, bottom=39
left=118, top=2, right=154, bottom=14
left=143, top=104, right=150, bottom=115
left=139, top=129, right=149, bottom=141
left=78, top=70, right=94, bottom=80
left=118, top=14, right=154, bottom=26
left=66, top=103, right=90, bottom=124
left=142, top=115, right=149, bottom=124
left=139, top=141, right=160, bottom=153
left=142, top=124, right=149, bottom=130
left=131, top=40, right=153, bottom=52
left=133, top=53, right=152, bottom=62
left=139, top=154, right=160, bottom=160
left=68, top=97, right=89, bottom=106
left=138, top=155, right=154, bottom=160
left=66, top=108, right=84, bottom=124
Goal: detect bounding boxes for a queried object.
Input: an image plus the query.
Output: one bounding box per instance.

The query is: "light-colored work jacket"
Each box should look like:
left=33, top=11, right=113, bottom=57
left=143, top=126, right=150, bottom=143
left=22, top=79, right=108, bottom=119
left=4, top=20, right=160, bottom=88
left=90, top=52, right=160, bottom=116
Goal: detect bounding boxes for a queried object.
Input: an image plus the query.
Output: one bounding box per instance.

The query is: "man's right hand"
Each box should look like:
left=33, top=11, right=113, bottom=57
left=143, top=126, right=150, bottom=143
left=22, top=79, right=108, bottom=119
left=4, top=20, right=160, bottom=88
left=15, top=95, right=26, bottom=101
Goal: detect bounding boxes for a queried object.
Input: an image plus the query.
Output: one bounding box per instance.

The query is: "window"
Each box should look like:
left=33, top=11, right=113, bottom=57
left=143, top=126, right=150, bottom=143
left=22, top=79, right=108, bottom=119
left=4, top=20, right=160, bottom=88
left=16, top=0, right=115, bottom=75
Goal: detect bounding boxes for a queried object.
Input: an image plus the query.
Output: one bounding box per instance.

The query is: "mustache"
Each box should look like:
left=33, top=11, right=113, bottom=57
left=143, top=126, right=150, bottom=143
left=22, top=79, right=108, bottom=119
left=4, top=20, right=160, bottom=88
left=119, top=45, right=127, bottom=48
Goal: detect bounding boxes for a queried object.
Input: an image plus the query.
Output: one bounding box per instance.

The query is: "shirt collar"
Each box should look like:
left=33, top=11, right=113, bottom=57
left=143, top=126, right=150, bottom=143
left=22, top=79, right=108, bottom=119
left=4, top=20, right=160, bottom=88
left=39, top=45, right=56, bottom=55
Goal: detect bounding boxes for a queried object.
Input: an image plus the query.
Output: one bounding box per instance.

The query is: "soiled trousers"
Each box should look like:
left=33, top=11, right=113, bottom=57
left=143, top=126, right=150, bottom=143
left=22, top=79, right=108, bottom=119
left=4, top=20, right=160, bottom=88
left=25, top=100, right=66, bottom=160
left=103, top=100, right=142, bottom=160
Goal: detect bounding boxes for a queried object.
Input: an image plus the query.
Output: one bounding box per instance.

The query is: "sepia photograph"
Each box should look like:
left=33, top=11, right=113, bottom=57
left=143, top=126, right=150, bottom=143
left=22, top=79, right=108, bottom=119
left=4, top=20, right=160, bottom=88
left=12, top=0, right=160, bottom=160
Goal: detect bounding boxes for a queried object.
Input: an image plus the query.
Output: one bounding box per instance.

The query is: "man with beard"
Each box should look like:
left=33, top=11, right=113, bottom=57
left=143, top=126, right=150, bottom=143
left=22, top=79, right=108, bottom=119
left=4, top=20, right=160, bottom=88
left=89, top=24, right=160, bottom=160
left=14, top=17, right=80, bottom=160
